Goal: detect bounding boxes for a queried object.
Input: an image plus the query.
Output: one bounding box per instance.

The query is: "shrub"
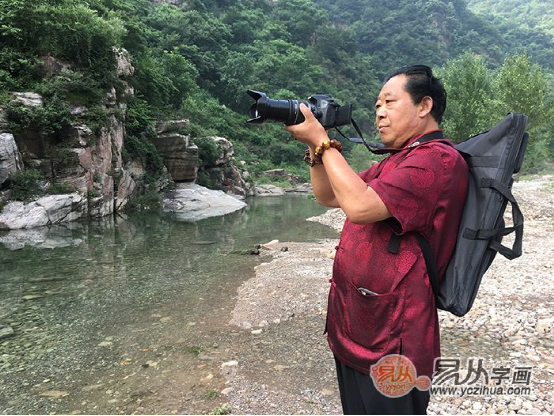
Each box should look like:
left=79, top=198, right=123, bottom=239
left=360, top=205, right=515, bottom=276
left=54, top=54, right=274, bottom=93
left=8, top=169, right=45, bottom=201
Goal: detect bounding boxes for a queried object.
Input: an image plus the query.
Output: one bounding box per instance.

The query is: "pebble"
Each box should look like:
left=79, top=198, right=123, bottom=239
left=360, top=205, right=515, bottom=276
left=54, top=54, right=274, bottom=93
left=0, top=325, right=14, bottom=340
left=221, top=387, right=234, bottom=396
left=221, top=360, right=238, bottom=368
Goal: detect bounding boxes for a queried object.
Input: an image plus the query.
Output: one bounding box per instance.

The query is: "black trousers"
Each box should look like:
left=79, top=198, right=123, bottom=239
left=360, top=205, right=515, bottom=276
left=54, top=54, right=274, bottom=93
left=334, top=356, right=430, bottom=415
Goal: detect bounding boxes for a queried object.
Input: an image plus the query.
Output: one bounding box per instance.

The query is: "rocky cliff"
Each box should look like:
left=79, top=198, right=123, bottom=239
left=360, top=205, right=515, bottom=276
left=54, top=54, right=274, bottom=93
left=0, top=49, right=249, bottom=230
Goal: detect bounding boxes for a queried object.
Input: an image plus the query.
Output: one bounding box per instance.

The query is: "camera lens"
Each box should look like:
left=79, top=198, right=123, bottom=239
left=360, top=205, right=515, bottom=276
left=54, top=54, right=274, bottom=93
left=247, top=90, right=310, bottom=125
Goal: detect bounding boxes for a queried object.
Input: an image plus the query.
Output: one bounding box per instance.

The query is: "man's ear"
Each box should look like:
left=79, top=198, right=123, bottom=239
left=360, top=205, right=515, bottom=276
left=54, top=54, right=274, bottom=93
left=419, top=96, right=433, bottom=118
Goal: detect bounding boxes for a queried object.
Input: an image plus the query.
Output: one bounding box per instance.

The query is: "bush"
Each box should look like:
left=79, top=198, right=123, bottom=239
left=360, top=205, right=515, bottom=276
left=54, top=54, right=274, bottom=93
left=123, top=134, right=164, bottom=173
left=5, top=97, right=72, bottom=136
left=125, top=190, right=161, bottom=212
left=8, top=169, right=45, bottom=201
left=194, top=137, right=221, bottom=167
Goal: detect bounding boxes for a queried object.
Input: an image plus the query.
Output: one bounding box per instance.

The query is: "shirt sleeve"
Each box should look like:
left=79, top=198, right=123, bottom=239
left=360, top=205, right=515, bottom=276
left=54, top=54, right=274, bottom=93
left=368, top=145, right=448, bottom=235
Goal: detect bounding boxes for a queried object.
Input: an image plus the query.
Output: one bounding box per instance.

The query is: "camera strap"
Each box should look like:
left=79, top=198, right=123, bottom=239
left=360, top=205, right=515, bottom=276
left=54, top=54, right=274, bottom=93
left=336, top=118, right=444, bottom=155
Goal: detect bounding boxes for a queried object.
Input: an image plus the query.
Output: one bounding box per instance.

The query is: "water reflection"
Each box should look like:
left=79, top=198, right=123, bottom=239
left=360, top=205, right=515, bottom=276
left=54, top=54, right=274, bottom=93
left=0, top=194, right=338, bottom=414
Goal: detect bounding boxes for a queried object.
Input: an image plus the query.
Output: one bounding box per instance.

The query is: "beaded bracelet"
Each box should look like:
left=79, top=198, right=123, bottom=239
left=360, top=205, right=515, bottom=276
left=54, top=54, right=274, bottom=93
left=304, top=139, right=343, bottom=166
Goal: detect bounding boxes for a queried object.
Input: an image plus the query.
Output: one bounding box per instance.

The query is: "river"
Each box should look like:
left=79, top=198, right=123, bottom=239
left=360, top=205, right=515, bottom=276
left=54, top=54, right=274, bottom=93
left=0, top=194, right=338, bottom=415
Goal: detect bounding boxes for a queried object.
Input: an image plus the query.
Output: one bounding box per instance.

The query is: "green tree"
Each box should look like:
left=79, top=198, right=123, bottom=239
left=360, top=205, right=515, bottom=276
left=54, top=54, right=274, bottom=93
left=439, top=53, right=498, bottom=142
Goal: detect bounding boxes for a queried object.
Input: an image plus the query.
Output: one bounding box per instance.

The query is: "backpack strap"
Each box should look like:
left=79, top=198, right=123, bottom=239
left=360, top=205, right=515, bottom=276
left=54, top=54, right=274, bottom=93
left=463, top=178, right=524, bottom=260
left=414, top=233, right=440, bottom=301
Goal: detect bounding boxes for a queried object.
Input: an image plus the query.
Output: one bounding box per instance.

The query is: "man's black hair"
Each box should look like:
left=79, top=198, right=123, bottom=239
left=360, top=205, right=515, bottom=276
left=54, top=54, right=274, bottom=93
left=384, top=65, right=447, bottom=124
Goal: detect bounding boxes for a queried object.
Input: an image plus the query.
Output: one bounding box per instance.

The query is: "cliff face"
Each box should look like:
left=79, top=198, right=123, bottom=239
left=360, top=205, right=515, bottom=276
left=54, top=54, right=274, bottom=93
left=0, top=49, right=249, bottom=230
left=0, top=50, right=172, bottom=229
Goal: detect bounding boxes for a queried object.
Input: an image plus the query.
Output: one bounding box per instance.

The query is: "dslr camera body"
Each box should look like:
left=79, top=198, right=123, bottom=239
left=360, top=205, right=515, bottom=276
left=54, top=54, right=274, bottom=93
left=246, top=90, right=352, bottom=128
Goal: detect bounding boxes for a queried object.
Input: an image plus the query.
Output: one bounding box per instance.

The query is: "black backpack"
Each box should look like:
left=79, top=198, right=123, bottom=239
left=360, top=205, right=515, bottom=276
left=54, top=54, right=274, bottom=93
left=415, top=113, right=529, bottom=316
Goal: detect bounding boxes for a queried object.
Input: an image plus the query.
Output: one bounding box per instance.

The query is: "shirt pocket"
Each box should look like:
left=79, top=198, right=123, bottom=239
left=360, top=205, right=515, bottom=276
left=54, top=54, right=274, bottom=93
left=344, top=282, right=399, bottom=352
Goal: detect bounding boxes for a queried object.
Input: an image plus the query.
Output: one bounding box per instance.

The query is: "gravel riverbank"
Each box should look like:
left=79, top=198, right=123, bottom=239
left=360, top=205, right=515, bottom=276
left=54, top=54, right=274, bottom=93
left=225, top=176, right=554, bottom=415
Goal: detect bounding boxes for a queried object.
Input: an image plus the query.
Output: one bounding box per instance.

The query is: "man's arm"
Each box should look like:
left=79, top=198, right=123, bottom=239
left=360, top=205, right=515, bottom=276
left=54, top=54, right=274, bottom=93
left=306, top=146, right=340, bottom=207
left=286, top=105, right=391, bottom=224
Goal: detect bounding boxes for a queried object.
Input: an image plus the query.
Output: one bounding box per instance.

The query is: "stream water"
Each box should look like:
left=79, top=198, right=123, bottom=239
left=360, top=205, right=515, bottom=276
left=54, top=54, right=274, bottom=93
left=0, top=194, right=338, bottom=415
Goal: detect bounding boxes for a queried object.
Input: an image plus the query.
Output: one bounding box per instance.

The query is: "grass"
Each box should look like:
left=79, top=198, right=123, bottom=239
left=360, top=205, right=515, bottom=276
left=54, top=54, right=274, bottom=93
left=211, top=405, right=230, bottom=415
left=187, top=346, right=203, bottom=355
left=206, top=390, right=220, bottom=400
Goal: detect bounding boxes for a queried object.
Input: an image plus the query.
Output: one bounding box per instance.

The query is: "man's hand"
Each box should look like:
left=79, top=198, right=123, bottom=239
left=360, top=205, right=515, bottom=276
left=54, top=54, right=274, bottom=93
left=284, top=103, right=329, bottom=148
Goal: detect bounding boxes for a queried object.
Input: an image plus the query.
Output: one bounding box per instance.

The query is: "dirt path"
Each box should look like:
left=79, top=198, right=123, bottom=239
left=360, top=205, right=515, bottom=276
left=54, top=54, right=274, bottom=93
left=224, top=176, right=554, bottom=415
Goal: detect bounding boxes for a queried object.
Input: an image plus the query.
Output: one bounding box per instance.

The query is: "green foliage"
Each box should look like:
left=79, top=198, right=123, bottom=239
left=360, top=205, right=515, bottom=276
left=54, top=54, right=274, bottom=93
left=211, top=405, right=230, bottom=415
left=2, top=0, right=554, bottom=193
left=439, top=53, right=498, bottom=142
left=7, top=169, right=45, bottom=201
left=206, top=390, right=220, bottom=400
left=125, top=190, right=161, bottom=212
left=4, top=98, right=72, bottom=135
left=439, top=53, right=554, bottom=171
left=48, top=181, right=74, bottom=194
left=123, top=134, right=163, bottom=173
left=194, top=137, right=222, bottom=167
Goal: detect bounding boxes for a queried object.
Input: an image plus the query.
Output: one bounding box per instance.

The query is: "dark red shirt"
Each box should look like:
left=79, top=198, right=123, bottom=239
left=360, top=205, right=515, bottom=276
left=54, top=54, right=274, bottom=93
left=326, top=133, right=468, bottom=378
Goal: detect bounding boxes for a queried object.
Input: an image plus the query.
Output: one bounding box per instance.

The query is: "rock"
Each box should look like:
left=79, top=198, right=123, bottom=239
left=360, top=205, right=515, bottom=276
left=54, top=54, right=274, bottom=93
left=0, top=201, right=49, bottom=230
left=113, top=47, right=134, bottom=77
left=255, top=184, right=285, bottom=197
left=259, top=169, right=301, bottom=184
left=0, top=108, right=9, bottom=131
left=36, top=193, right=87, bottom=224
left=151, top=132, right=198, bottom=182
left=12, top=92, right=43, bottom=108
left=162, top=183, right=246, bottom=222
left=0, top=325, right=15, bottom=340
left=262, top=240, right=280, bottom=249
left=40, top=55, right=71, bottom=77
left=39, top=390, right=69, bottom=399
left=0, top=133, right=23, bottom=186
left=251, top=329, right=263, bottom=335
left=321, top=388, right=334, bottom=397
left=0, top=193, right=87, bottom=230
left=70, top=105, right=88, bottom=116
left=221, top=360, right=238, bottom=368
left=221, top=387, right=234, bottom=396
left=155, top=120, right=190, bottom=134
left=115, top=170, right=137, bottom=211
left=287, top=183, right=312, bottom=193
left=64, top=124, right=93, bottom=147
left=210, top=137, right=234, bottom=166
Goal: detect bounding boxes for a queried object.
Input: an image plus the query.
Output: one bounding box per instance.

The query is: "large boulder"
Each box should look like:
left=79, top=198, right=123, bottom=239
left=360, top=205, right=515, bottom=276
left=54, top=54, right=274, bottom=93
left=113, top=47, right=134, bottom=77
left=254, top=184, right=286, bottom=197
left=0, top=193, right=87, bottom=230
left=40, top=55, right=72, bottom=77
left=200, top=137, right=248, bottom=197
left=0, top=133, right=23, bottom=186
left=151, top=121, right=198, bottom=182
left=163, top=183, right=246, bottom=222
left=211, top=137, right=234, bottom=166
left=12, top=92, right=43, bottom=108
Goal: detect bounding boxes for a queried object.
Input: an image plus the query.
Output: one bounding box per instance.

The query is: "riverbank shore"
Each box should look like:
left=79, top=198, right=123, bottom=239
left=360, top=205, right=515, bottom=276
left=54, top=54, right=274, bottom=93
left=225, top=176, right=554, bottom=415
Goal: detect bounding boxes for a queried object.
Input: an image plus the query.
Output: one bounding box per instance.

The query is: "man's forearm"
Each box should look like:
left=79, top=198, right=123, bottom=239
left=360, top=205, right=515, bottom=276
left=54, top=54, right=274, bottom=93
left=320, top=148, right=391, bottom=224
left=307, top=146, right=339, bottom=207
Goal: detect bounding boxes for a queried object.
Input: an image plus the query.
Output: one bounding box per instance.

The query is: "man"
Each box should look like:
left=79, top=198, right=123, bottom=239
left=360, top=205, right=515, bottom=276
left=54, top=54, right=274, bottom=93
left=285, top=65, right=468, bottom=415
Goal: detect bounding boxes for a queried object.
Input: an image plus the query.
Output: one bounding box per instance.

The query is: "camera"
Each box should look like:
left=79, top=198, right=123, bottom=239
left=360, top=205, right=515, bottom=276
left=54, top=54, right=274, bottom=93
left=246, top=90, right=352, bottom=128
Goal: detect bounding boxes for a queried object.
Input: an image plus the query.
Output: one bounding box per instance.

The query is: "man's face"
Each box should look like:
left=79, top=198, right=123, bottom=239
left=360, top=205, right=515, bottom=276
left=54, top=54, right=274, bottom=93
left=374, top=74, right=425, bottom=149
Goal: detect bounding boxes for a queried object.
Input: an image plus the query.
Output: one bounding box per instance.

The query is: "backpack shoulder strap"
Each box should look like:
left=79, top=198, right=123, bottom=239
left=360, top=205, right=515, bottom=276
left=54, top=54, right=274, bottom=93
left=414, top=233, right=440, bottom=300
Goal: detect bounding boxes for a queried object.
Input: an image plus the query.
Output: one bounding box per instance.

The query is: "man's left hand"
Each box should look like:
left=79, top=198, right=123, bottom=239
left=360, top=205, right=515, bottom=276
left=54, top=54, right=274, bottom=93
left=284, top=103, right=329, bottom=148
